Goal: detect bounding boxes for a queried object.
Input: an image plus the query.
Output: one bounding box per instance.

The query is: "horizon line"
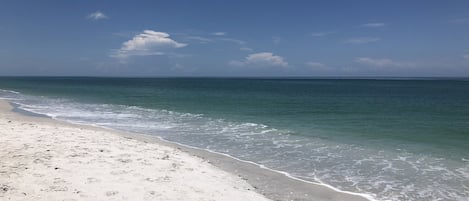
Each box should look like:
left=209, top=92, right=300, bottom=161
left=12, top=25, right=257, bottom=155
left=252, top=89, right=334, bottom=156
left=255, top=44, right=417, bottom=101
left=1, top=75, right=469, bottom=80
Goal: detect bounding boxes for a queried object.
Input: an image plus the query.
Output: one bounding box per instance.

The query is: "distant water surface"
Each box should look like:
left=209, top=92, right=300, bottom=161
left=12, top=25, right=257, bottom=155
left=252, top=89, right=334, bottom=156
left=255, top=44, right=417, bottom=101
left=1, top=77, right=468, bottom=201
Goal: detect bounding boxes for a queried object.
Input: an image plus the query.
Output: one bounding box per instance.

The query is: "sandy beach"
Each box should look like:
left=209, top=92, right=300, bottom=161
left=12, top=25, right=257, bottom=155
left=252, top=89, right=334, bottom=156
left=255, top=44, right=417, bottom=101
left=0, top=99, right=370, bottom=201
left=0, top=100, right=272, bottom=201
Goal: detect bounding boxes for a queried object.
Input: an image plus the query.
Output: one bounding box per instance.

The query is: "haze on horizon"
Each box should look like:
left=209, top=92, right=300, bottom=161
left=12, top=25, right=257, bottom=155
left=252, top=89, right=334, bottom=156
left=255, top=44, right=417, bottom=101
left=1, top=0, right=469, bottom=77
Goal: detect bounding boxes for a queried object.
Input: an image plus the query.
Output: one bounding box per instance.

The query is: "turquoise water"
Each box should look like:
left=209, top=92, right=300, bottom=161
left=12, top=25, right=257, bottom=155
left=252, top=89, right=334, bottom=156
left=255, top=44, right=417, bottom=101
left=1, top=77, right=469, bottom=200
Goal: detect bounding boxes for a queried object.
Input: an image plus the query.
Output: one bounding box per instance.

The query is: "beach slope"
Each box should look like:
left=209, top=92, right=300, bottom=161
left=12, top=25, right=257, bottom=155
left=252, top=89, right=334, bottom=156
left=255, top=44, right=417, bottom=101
left=0, top=100, right=271, bottom=201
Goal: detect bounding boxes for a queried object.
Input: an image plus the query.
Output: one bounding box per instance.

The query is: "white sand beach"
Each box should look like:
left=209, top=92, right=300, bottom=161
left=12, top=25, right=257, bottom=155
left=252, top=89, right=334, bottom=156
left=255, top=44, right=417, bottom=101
left=0, top=100, right=271, bottom=201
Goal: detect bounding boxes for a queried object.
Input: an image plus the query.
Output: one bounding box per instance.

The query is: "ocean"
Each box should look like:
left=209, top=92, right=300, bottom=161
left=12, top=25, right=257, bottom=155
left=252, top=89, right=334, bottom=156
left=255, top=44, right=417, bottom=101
left=1, top=77, right=468, bottom=201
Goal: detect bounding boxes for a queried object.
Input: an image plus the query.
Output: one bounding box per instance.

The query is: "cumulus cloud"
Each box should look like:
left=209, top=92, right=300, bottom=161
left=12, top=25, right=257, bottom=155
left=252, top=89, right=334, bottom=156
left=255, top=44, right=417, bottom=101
left=361, top=22, right=386, bottom=27
left=212, top=32, right=226, bottom=36
left=110, top=30, right=187, bottom=59
left=344, top=37, right=380, bottom=44
left=87, top=11, right=109, bottom=20
left=355, top=57, right=415, bottom=67
left=229, top=52, right=288, bottom=67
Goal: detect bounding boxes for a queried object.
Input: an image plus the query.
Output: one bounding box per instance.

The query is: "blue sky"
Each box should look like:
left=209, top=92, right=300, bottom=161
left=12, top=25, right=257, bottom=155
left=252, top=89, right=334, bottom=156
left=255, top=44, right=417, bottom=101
left=1, top=0, right=469, bottom=77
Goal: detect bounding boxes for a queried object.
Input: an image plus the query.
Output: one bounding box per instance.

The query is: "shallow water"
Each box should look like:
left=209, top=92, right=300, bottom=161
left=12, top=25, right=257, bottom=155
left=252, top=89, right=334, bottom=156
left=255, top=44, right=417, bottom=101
left=1, top=77, right=469, bottom=201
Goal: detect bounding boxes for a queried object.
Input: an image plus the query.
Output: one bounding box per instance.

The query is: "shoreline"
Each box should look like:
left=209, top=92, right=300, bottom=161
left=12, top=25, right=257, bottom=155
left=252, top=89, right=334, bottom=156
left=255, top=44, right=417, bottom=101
left=112, top=132, right=373, bottom=201
left=1, top=99, right=371, bottom=201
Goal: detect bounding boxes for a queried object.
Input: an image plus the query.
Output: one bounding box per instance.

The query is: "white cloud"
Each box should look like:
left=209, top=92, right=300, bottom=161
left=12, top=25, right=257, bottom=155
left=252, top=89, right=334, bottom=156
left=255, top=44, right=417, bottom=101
left=219, top=38, right=246, bottom=45
left=87, top=11, right=108, bottom=20
left=344, top=37, right=380, bottom=44
left=212, top=32, right=226, bottom=36
left=184, top=36, right=213, bottom=43
left=361, top=22, right=386, bottom=27
left=230, top=52, right=288, bottom=67
left=355, top=57, right=415, bottom=67
left=110, top=30, right=187, bottom=59
left=312, top=32, right=335, bottom=37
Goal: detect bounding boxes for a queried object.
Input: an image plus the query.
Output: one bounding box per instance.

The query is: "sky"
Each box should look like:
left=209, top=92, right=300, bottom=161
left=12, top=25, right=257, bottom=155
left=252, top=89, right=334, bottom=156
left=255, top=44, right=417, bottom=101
left=1, top=0, right=469, bottom=77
